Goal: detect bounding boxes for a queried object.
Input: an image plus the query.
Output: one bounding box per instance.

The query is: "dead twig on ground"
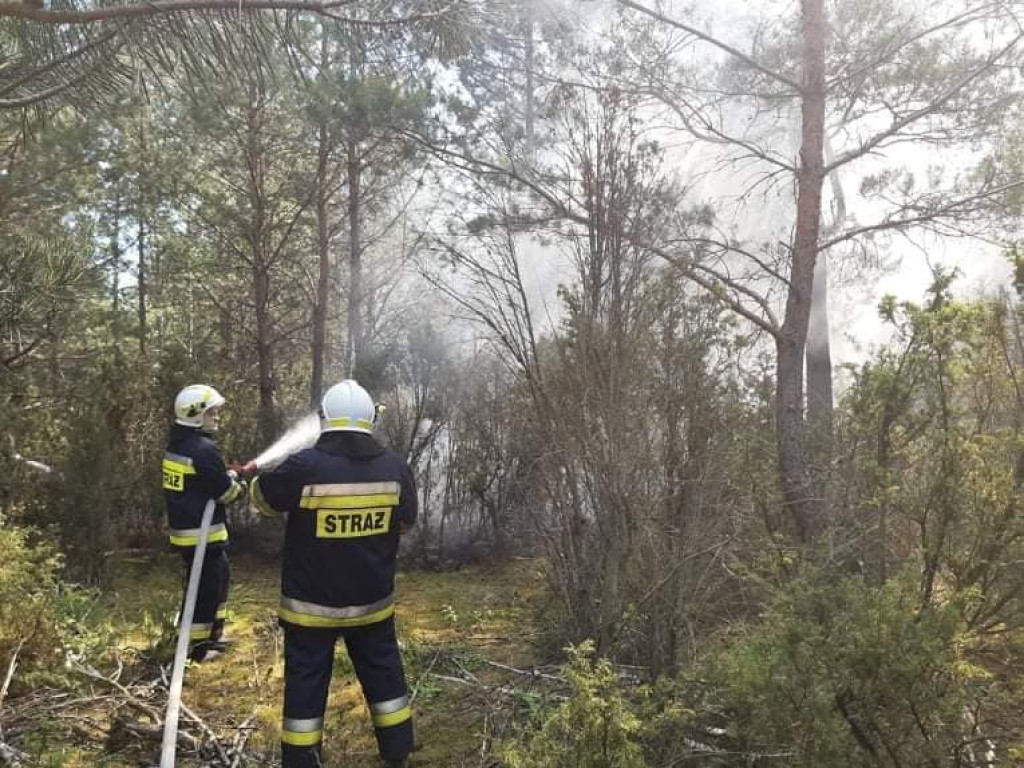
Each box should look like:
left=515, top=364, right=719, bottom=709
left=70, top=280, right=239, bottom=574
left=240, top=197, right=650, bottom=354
left=0, top=640, right=27, bottom=767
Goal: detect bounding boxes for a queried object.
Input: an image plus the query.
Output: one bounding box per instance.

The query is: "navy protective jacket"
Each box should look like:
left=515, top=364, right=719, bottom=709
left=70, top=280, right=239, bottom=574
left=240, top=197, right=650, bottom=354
left=163, top=424, right=241, bottom=547
left=252, top=432, right=418, bottom=628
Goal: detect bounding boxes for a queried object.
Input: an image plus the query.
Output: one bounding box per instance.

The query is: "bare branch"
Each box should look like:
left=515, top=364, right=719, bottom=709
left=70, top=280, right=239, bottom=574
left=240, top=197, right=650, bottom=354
left=411, top=131, right=782, bottom=336
left=826, top=33, right=1024, bottom=174
left=616, top=0, right=803, bottom=94
left=825, top=2, right=1005, bottom=92
left=651, top=242, right=781, bottom=337
left=820, top=178, right=1024, bottom=251
left=645, top=85, right=797, bottom=173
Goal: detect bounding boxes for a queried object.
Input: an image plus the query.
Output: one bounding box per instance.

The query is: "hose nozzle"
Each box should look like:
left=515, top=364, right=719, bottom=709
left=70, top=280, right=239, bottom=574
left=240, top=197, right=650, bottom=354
left=229, top=460, right=259, bottom=478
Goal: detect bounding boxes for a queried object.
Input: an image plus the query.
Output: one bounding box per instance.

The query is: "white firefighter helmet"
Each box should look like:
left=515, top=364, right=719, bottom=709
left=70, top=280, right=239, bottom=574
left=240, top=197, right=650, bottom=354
left=320, top=379, right=376, bottom=434
left=174, top=384, right=226, bottom=428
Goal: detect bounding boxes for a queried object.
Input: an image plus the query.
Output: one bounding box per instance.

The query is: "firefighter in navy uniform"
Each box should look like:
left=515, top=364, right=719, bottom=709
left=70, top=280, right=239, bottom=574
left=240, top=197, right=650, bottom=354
left=162, top=384, right=244, bottom=662
left=250, top=379, right=417, bottom=768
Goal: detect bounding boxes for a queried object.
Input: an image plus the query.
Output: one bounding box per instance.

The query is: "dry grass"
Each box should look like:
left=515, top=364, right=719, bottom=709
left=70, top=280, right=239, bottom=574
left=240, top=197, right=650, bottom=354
left=19, top=551, right=550, bottom=767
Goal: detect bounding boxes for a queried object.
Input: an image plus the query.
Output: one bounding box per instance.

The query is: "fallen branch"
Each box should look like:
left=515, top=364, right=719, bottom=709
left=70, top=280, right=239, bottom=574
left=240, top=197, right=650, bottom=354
left=74, top=663, right=162, bottom=721
left=429, top=672, right=477, bottom=688
left=179, top=700, right=232, bottom=766
left=116, top=717, right=200, bottom=752
left=0, top=741, right=27, bottom=766
left=73, top=661, right=243, bottom=766
left=0, top=641, right=24, bottom=714
left=409, top=650, right=442, bottom=703
left=229, top=714, right=259, bottom=768
left=0, top=640, right=26, bottom=767
left=479, top=659, right=565, bottom=684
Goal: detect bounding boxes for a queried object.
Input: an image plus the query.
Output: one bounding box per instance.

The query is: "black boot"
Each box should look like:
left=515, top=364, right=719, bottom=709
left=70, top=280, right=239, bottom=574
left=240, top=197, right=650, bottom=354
left=281, top=743, right=323, bottom=768
left=188, top=640, right=226, bottom=663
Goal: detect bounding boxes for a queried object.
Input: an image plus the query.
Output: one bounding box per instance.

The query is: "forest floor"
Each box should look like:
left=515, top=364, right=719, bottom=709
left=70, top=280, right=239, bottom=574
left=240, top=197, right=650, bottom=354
left=14, top=552, right=555, bottom=768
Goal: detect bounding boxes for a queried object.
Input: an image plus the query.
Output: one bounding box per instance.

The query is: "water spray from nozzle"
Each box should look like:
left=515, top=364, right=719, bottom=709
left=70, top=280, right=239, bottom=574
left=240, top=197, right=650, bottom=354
left=236, top=412, right=321, bottom=474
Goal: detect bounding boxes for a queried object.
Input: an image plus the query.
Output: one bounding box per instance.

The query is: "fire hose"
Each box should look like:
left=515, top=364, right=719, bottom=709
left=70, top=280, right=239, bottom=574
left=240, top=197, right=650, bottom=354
left=159, top=497, right=215, bottom=768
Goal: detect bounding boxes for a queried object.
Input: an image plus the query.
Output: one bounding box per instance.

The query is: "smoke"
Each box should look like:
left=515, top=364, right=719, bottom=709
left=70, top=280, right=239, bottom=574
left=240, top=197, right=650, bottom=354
left=252, top=413, right=321, bottom=471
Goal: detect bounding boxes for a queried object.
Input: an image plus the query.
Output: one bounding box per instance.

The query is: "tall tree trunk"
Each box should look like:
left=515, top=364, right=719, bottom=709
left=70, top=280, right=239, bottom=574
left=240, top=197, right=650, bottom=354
left=346, top=141, right=363, bottom=379
left=805, top=137, right=847, bottom=528
left=806, top=136, right=846, bottom=452
left=137, top=198, right=148, bottom=358
left=247, top=87, right=278, bottom=444
left=777, top=0, right=826, bottom=543
left=137, top=121, right=148, bottom=358
left=254, top=264, right=277, bottom=445
left=523, top=0, right=535, bottom=156
left=806, top=256, right=832, bottom=455
left=311, top=30, right=331, bottom=408
left=110, top=190, right=123, bottom=357
left=806, top=258, right=831, bottom=426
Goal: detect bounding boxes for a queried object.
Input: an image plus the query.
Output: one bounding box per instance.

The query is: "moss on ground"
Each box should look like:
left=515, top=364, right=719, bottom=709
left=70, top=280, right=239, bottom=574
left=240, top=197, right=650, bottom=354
left=17, top=553, right=549, bottom=767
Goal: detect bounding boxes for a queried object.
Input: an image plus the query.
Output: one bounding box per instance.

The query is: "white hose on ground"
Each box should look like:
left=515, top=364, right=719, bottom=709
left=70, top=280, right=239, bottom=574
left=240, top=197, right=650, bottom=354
left=160, top=498, right=216, bottom=768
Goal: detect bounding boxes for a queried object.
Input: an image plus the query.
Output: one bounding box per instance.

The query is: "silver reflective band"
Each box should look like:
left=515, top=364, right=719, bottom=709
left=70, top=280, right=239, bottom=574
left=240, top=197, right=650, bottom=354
left=370, top=696, right=409, bottom=715
left=170, top=523, right=227, bottom=538
left=282, top=717, right=324, bottom=732
left=280, top=592, right=394, bottom=619
left=301, top=481, right=400, bottom=497
left=164, top=452, right=194, bottom=466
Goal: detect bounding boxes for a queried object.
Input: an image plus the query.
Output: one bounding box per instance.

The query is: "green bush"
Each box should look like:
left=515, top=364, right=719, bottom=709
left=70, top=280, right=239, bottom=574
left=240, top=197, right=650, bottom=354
left=680, top=571, right=999, bottom=767
left=0, top=518, right=109, bottom=690
left=501, top=641, right=646, bottom=768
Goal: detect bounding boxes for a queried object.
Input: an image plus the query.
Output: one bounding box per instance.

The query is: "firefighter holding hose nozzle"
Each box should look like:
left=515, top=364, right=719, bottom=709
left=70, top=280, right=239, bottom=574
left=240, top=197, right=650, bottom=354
left=241, top=379, right=417, bottom=768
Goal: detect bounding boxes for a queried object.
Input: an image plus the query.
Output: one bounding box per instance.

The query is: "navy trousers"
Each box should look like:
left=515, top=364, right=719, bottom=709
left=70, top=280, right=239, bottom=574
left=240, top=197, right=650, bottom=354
left=280, top=617, right=414, bottom=767
left=178, top=546, right=229, bottom=652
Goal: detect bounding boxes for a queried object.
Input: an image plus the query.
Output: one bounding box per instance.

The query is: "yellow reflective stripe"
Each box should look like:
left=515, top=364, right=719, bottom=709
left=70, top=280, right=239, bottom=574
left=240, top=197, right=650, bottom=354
left=169, top=527, right=229, bottom=547
left=169, top=529, right=229, bottom=546
left=190, top=624, right=213, bottom=640
left=216, top=604, right=228, bottom=620
left=278, top=602, right=395, bottom=628
left=251, top=477, right=275, bottom=516
left=372, top=706, right=412, bottom=728
left=299, top=494, right=400, bottom=510
left=162, top=459, right=197, bottom=475
left=325, top=417, right=373, bottom=430
left=280, top=729, right=323, bottom=746
left=218, top=481, right=242, bottom=504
